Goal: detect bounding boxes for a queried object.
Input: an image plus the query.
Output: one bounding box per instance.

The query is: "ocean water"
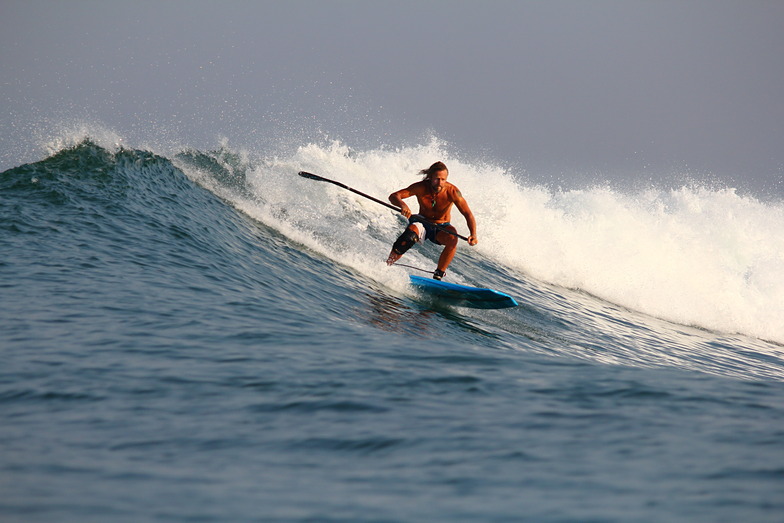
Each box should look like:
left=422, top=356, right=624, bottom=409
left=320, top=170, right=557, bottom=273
left=1, top=137, right=783, bottom=522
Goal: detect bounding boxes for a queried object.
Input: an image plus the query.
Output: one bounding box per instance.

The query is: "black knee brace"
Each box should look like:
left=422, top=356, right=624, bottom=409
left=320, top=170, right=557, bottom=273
left=392, top=228, right=419, bottom=255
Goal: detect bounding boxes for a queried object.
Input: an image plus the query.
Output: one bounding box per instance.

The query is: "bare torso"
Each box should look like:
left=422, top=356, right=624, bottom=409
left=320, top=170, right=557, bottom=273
left=405, top=180, right=459, bottom=223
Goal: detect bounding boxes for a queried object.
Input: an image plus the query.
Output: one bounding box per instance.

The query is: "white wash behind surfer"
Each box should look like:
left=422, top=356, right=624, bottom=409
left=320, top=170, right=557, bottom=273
left=386, top=161, right=478, bottom=280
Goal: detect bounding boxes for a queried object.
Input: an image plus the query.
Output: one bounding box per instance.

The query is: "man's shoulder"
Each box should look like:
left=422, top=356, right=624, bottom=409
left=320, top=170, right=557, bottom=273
left=406, top=180, right=429, bottom=192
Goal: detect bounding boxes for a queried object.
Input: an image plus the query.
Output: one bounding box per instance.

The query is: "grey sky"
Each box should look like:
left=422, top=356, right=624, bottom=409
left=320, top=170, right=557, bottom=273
left=2, top=1, right=782, bottom=195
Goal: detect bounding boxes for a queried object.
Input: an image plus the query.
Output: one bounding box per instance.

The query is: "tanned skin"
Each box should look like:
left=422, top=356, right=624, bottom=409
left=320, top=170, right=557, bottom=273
left=387, top=167, right=477, bottom=272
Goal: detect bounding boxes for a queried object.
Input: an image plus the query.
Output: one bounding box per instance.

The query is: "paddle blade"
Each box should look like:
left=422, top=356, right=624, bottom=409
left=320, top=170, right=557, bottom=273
left=298, top=171, right=325, bottom=181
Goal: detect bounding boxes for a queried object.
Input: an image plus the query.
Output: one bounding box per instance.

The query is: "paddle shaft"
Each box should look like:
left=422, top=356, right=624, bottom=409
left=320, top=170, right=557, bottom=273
left=298, top=171, right=469, bottom=242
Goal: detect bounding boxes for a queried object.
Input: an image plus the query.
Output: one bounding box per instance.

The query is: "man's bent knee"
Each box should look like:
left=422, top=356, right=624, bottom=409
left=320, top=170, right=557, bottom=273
left=438, top=230, right=458, bottom=248
left=392, top=228, right=420, bottom=255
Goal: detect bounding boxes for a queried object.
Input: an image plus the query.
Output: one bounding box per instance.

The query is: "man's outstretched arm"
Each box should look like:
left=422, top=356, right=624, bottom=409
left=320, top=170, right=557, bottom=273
left=453, top=191, right=478, bottom=245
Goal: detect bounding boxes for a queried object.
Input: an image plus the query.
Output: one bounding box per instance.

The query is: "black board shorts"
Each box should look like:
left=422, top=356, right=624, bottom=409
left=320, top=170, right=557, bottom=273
left=409, top=215, right=451, bottom=245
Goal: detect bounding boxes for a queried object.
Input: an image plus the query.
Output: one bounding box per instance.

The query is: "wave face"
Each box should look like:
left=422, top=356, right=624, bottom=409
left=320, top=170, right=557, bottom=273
left=2, top=138, right=784, bottom=521
left=177, top=137, right=784, bottom=345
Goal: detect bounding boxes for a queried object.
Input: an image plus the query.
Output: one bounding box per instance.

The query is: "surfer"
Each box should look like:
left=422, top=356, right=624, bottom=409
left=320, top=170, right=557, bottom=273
left=386, top=161, right=478, bottom=280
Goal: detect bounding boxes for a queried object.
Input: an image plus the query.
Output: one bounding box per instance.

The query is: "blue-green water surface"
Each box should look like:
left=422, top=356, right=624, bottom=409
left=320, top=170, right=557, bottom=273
left=2, top=142, right=783, bottom=522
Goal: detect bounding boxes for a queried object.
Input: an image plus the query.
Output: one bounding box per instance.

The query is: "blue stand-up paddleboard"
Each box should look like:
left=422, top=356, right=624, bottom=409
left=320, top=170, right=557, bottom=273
left=409, top=275, right=518, bottom=309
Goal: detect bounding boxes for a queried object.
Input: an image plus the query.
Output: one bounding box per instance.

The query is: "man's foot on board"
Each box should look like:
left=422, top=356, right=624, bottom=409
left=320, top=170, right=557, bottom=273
left=433, top=269, right=446, bottom=280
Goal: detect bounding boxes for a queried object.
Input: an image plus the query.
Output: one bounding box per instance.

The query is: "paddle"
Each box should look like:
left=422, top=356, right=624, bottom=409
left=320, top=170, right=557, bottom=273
left=297, top=171, right=469, bottom=241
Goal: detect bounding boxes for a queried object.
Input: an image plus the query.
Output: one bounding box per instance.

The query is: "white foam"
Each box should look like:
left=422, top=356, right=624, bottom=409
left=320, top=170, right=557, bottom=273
left=497, top=184, right=784, bottom=343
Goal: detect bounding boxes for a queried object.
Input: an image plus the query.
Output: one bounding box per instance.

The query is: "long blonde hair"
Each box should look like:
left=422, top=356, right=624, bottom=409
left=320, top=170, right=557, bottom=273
left=419, top=161, right=448, bottom=180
